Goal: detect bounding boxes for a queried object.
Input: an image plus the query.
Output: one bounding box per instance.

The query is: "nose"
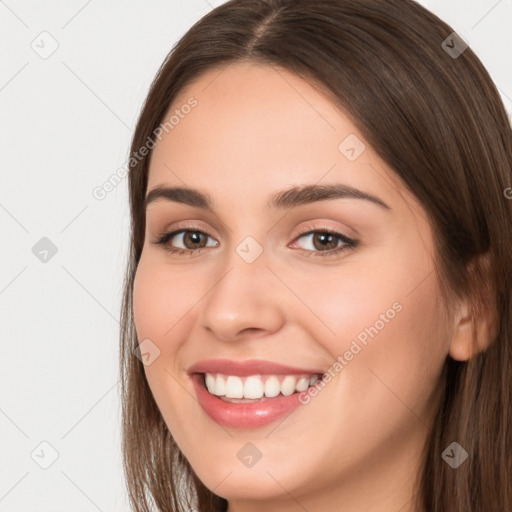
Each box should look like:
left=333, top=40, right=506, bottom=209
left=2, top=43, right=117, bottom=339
left=198, top=249, right=286, bottom=342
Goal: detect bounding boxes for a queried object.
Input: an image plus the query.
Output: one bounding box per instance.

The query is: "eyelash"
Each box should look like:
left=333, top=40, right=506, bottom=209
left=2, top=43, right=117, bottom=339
left=153, top=224, right=358, bottom=258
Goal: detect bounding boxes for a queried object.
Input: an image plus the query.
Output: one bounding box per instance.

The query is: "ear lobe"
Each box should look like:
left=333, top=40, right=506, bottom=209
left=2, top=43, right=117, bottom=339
left=448, top=254, right=499, bottom=362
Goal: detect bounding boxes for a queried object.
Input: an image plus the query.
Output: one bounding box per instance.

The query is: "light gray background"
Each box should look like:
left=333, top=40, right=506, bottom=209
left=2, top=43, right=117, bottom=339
left=0, top=1, right=510, bottom=511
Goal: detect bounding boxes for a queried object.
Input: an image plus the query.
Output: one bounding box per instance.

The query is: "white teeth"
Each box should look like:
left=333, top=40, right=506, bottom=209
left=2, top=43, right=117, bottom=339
left=281, top=375, right=296, bottom=396
left=264, top=376, right=281, bottom=397
left=225, top=376, right=244, bottom=398
left=215, top=375, right=226, bottom=395
left=205, top=373, right=216, bottom=394
left=205, top=374, right=226, bottom=396
left=295, top=377, right=310, bottom=392
left=204, top=372, right=321, bottom=399
left=244, top=376, right=264, bottom=399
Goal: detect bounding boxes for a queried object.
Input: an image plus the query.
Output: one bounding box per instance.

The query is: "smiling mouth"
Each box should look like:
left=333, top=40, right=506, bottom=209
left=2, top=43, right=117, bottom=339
left=199, top=372, right=324, bottom=402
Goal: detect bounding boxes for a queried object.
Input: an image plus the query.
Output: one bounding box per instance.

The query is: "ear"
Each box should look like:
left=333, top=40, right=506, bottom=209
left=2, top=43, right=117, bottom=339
left=449, top=253, right=499, bottom=361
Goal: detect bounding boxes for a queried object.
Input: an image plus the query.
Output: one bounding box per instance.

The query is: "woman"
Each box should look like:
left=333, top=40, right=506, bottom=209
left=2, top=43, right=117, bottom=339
left=119, top=1, right=512, bottom=511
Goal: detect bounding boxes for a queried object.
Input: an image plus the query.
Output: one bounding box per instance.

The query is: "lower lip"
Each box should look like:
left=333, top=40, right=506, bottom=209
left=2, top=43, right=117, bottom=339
left=190, top=373, right=309, bottom=429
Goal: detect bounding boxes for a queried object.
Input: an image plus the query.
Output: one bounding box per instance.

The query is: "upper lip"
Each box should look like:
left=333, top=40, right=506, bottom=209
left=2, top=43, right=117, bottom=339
left=187, top=358, right=324, bottom=376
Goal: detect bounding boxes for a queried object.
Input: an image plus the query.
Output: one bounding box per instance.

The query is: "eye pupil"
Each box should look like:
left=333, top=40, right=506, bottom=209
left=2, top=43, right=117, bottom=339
left=184, top=231, right=206, bottom=248
left=313, top=233, right=337, bottom=251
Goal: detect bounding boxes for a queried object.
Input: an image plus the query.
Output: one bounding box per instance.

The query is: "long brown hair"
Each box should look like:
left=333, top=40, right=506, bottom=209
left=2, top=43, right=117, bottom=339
left=119, top=1, right=512, bottom=510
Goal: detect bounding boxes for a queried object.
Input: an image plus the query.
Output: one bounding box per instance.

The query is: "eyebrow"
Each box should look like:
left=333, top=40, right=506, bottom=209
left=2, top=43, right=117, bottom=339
left=144, top=183, right=391, bottom=211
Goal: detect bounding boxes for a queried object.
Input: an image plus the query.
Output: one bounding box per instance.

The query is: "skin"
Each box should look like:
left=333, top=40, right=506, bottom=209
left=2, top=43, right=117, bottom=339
left=132, top=61, right=482, bottom=512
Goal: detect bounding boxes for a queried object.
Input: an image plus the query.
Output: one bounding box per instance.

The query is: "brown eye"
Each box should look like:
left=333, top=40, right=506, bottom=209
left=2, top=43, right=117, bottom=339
left=154, top=229, right=218, bottom=252
left=181, top=231, right=208, bottom=249
left=310, top=232, right=340, bottom=251
left=291, top=228, right=358, bottom=258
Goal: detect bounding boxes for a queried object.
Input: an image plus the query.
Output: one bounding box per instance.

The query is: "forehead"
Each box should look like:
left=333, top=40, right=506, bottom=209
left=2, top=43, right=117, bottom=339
left=147, top=61, right=413, bottom=211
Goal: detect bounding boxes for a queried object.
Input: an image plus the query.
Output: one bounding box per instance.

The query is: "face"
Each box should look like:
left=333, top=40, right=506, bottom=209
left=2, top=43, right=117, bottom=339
left=133, top=62, right=453, bottom=511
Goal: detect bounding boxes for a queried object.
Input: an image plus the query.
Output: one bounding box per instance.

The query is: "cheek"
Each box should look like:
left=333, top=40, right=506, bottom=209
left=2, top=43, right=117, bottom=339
left=132, top=257, right=197, bottom=342
left=132, top=258, right=197, bottom=433
left=132, top=264, right=164, bottom=342
left=343, top=279, right=446, bottom=429
left=132, top=259, right=188, bottom=392
left=295, top=252, right=449, bottom=411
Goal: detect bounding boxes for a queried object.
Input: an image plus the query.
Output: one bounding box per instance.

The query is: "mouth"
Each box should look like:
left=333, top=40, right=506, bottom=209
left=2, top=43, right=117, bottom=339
left=187, top=358, right=327, bottom=428
left=199, top=372, right=323, bottom=402
left=190, top=371, right=325, bottom=429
